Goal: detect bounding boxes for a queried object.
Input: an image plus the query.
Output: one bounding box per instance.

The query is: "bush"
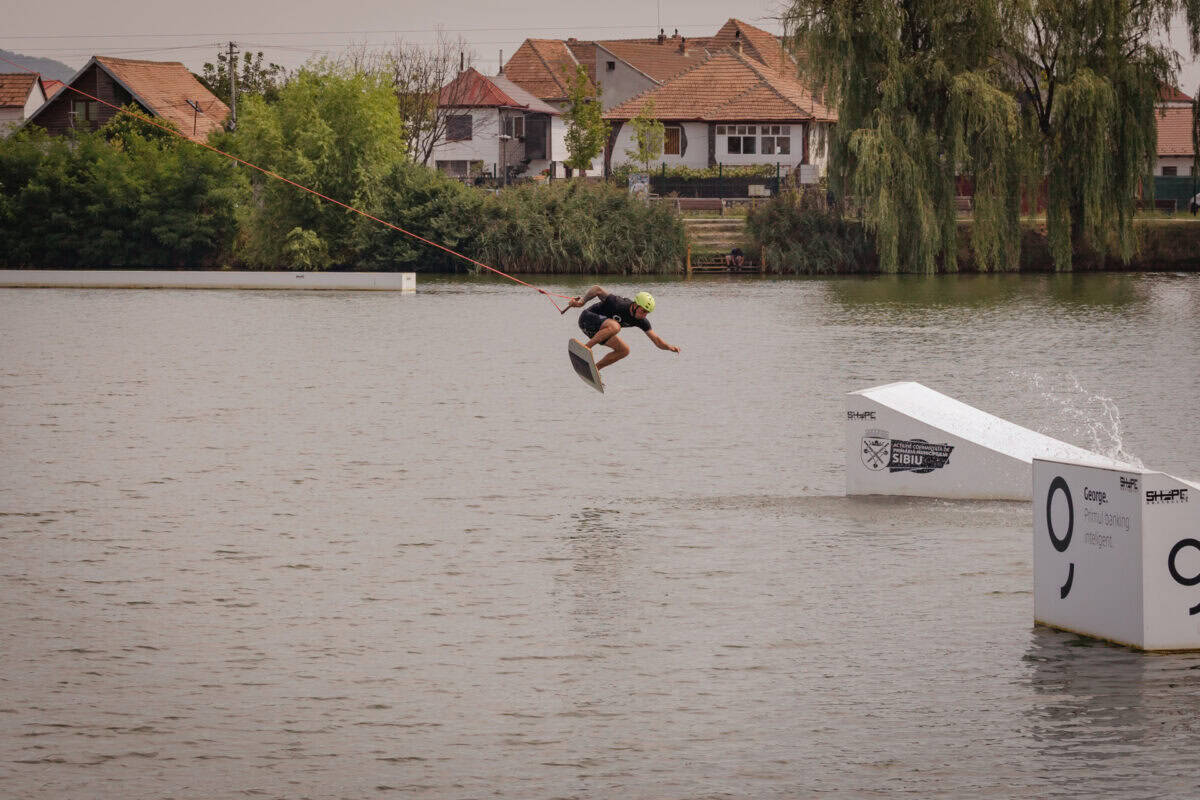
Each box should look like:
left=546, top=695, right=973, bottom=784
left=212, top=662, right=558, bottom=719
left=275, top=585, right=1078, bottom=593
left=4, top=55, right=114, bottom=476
left=474, top=179, right=686, bottom=273
left=0, top=125, right=245, bottom=268
left=746, top=183, right=876, bottom=274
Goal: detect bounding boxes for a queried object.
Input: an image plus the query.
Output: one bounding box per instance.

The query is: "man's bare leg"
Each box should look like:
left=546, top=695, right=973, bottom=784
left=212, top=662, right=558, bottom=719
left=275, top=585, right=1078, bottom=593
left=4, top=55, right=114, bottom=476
left=594, top=335, right=629, bottom=370
left=585, top=319, right=621, bottom=349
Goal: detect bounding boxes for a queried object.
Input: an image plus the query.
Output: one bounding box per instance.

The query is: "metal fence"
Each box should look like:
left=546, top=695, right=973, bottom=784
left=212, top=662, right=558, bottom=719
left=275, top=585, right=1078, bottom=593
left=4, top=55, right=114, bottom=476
left=649, top=175, right=781, bottom=198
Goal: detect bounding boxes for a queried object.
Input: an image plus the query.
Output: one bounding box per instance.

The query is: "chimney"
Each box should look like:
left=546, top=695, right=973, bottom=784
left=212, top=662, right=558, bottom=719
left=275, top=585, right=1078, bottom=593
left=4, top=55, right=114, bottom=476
left=673, top=28, right=679, bottom=37
left=460, top=52, right=465, bottom=73
left=734, top=29, right=743, bottom=54
left=657, top=28, right=665, bottom=45
left=568, top=37, right=577, bottom=43
left=499, top=50, right=504, bottom=74
left=678, top=36, right=687, bottom=54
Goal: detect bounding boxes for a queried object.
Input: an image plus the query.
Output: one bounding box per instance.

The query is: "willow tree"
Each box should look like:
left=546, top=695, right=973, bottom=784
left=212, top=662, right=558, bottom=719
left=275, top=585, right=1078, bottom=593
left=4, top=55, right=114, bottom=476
left=783, top=0, right=1022, bottom=272
left=999, top=0, right=1200, bottom=270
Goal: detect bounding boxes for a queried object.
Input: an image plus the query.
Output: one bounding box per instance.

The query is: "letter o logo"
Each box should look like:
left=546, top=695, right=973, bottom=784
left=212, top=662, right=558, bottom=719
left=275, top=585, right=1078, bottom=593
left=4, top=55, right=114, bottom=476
left=1047, top=476, right=1073, bottom=553
left=1167, top=538, right=1200, bottom=587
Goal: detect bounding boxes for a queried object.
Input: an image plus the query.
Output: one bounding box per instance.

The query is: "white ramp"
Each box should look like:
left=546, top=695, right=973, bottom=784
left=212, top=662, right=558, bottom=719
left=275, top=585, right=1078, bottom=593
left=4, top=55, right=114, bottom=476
left=1034, top=459, right=1200, bottom=650
left=846, top=381, right=1129, bottom=501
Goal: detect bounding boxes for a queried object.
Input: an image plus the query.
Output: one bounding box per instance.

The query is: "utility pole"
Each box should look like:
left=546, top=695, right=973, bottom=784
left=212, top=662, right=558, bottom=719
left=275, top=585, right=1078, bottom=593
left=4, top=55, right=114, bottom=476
left=228, top=40, right=238, bottom=131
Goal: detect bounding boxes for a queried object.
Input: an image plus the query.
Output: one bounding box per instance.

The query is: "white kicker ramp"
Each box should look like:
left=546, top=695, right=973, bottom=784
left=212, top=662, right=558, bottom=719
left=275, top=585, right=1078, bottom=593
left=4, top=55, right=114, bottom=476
left=846, top=382, right=1128, bottom=501
left=1033, top=460, right=1200, bottom=651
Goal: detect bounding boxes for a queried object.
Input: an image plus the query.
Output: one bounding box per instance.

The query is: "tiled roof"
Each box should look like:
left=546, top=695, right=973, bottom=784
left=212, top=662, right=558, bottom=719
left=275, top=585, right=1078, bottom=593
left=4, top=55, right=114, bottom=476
left=594, top=38, right=711, bottom=83
left=604, top=49, right=836, bottom=123
left=42, top=79, right=64, bottom=99
left=0, top=73, right=40, bottom=108
left=1156, top=105, right=1193, bottom=156
left=441, top=67, right=524, bottom=107
left=1159, top=85, right=1193, bottom=103
left=94, top=56, right=229, bottom=142
left=490, top=75, right=560, bottom=114
left=502, top=39, right=582, bottom=102
left=439, top=68, right=559, bottom=113
left=710, top=19, right=797, bottom=76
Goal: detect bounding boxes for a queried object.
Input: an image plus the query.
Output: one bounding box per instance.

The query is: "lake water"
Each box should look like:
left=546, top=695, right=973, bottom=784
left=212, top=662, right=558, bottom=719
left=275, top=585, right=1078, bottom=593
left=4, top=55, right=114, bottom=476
left=2, top=273, right=1199, bottom=799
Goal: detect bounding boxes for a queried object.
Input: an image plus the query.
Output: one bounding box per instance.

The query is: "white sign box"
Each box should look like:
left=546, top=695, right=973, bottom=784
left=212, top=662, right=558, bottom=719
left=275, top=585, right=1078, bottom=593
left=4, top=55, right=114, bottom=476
left=846, top=382, right=1128, bottom=501
left=1033, top=459, right=1200, bottom=651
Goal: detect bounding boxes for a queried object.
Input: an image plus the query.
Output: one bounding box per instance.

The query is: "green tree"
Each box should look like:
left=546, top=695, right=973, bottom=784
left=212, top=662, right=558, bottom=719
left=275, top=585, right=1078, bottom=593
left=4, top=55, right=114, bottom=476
left=562, top=65, right=609, bottom=176
left=216, top=61, right=408, bottom=269
left=201, top=49, right=287, bottom=105
left=624, top=98, right=665, bottom=174
left=785, top=0, right=1200, bottom=272
left=0, top=126, right=244, bottom=268
left=999, top=0, right=1200, bottom=270
left=784, top=0, right=1020, bottom=273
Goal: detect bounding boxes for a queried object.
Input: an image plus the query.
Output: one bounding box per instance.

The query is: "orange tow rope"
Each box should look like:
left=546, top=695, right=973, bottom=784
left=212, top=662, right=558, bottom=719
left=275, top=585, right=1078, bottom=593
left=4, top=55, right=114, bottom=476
left=0, top=54, right=575, bottom=312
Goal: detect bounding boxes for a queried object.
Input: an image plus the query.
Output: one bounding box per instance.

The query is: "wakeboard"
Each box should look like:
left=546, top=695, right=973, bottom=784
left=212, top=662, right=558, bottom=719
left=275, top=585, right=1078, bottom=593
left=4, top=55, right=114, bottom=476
left=568, top=338, right=604, bottom=393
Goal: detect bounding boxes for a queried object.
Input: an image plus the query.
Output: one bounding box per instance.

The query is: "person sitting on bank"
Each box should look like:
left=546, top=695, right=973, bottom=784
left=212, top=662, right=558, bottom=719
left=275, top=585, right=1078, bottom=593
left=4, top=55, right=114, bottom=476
left=725, top=247, right=744, bottom=268
left=566, top=286, right=680, bottom=370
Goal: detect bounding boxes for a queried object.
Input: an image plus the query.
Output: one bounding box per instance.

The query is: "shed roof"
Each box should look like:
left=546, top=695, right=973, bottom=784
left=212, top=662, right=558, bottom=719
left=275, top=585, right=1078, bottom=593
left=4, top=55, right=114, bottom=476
left=0, top=73, right=42, bottom=108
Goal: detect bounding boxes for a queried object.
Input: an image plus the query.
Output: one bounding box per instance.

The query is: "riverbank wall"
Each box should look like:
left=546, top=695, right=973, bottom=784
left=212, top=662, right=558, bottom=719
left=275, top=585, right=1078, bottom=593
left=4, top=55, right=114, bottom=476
left=0, top=270, right=417, bottom=291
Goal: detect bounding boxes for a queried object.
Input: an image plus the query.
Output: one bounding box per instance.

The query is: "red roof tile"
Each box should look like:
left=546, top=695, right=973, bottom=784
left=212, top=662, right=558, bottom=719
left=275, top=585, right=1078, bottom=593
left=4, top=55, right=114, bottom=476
left=439, top=68, right=559, bottom=114
left=1159, top=85, right=1193, bottom=103
left=42, top=79, right=64, bottom=99
left=0, top=73, right=41, bottom=108
left=604, top=49, right=835, bottom=123
left=710, top=19, right=797, bottom=76
left=502, top=39, right=583, bottom=102
left=94, top=56, right=229, bottom=142
left=594, top=38, right=711, bottom=83
left=1156, top=105, right=1194, bottom=156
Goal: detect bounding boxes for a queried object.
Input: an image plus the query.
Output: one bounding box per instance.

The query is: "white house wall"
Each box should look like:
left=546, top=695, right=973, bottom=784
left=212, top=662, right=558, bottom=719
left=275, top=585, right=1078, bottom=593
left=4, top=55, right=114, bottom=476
left=1156, top=157, right=1193, bottom=176
left=610, top=120, right=709, bottom=170
left=430, top=108, right=502, bottom=172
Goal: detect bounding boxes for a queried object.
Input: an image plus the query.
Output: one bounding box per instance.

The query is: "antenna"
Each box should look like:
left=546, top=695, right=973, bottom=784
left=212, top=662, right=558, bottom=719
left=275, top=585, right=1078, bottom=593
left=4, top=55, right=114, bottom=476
left=657, top=0, right=661, bottom=32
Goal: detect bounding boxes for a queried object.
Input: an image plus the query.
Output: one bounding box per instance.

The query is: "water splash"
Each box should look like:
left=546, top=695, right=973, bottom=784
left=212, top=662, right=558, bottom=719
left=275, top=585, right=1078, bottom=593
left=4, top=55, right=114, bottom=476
left=1015, top=373, right=1144, bottom=468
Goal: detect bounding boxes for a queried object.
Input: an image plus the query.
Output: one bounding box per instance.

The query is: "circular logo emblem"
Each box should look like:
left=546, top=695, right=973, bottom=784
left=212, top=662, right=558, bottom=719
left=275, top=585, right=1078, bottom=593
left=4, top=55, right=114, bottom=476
left=1168, top=538, right=1200, bottom=587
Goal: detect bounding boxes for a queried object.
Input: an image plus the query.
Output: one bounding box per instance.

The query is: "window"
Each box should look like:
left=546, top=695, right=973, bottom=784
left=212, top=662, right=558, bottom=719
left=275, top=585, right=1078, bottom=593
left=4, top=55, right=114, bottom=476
left=70, top=99, right=99, bottom=123
left=446, top=114, right=472, bottom=141
left=727, top=135, right=741, bottom=154
left=716, top=125, right=726, bottom=135
left=503, top=115, right=525, bottom=139
left=664, top=126, right=681, bottom=156
left=606, top=61, right=616, bottom=71
left=1163, top=166, right=1178, bottom=176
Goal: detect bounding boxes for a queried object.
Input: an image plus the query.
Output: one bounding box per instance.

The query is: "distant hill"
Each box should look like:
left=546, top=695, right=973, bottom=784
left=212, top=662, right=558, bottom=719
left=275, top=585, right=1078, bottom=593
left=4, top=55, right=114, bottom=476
left=0, top=50, right=78, bottom=82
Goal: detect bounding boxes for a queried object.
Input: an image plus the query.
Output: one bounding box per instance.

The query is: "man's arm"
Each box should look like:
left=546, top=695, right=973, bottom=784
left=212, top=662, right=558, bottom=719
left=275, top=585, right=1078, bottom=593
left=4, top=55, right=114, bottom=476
left=645, top=329, right=680, bottom=353
left=567, top=285, right=607, bottom=309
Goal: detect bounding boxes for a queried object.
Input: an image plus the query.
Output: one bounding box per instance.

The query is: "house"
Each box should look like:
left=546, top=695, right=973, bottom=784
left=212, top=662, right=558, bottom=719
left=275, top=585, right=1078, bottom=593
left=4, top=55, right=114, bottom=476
left=502, top=19, right=800, bottom=113
left=0, top=73, right=47, bottom=134
left=501, top=19, right=831, bottom=179
left=430, top=67, right=563, bottom=180
left=602, top=48, right=837, bottom=180
left=1155, top=86, right=1194, bottom=176
left=24, top=56, right=229, bottom=143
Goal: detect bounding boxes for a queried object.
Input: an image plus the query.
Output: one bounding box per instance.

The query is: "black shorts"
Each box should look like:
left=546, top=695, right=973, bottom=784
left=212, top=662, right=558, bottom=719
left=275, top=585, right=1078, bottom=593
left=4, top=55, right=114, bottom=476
left=578, top=310, right=607, bottom=338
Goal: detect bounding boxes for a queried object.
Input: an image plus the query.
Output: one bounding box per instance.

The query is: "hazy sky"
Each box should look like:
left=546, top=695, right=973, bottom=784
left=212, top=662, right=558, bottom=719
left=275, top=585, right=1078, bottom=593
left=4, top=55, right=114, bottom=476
left=2, top=0, right=788, bottom=75
left=5, top=1, right=1200, bottom=92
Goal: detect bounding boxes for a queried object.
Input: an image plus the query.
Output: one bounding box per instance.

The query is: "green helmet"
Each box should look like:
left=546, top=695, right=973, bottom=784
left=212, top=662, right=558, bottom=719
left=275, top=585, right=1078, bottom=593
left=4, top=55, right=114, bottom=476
left=634, top=291, right=655, bottom=313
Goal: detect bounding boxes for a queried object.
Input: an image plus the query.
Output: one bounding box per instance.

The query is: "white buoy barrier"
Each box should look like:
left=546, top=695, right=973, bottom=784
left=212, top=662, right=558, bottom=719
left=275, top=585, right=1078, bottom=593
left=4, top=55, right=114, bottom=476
left=0, top=270, right=416, bottom=292
left=846, top=382, right=1127, bottom=501
left=1034, top=459, right=1200, bottom=651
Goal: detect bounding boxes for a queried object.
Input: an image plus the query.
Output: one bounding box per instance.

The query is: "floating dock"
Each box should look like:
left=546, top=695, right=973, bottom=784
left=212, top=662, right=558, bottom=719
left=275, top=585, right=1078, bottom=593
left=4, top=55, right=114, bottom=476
left=0, top=270, right=416, bottom=292
left=846, top=381, right=1129, bottom=501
